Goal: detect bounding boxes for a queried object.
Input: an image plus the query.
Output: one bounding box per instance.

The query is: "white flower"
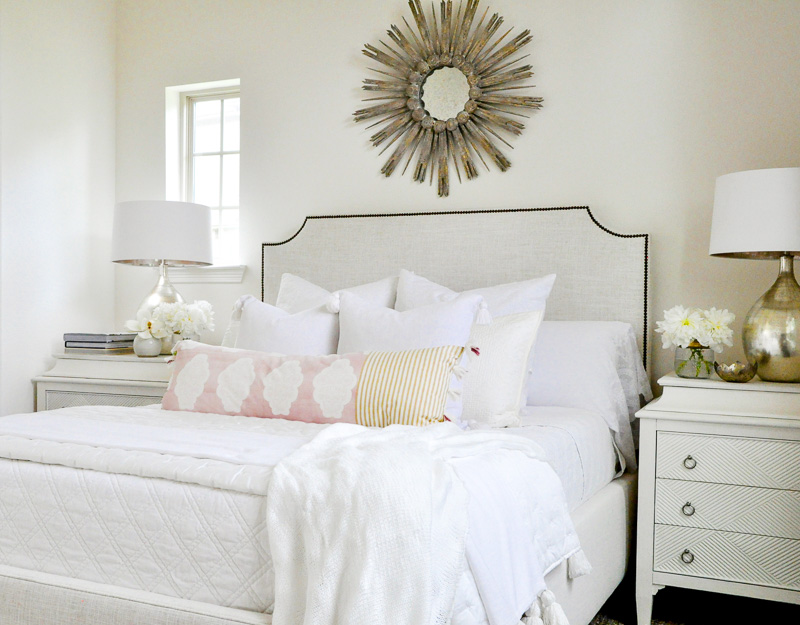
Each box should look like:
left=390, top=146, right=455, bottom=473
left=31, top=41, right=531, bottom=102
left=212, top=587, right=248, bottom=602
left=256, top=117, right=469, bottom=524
left=125, top=300, right=214, bottom=340
left=656, top=305, right=703, bottom=349
left=184, top=300, right=215, bottom=335
left=655, top=305, right=735, bottom=353
left=124, top=311, right=170, bottom=339
left=703, top=307, right=735, bottom=353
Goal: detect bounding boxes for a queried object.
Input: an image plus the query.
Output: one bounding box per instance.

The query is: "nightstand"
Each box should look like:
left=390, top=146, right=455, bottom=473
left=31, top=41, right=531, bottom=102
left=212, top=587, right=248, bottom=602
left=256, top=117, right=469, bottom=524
left=635, top=373, right=800, bottom=625
left=33, top=352, right=171, bottom=411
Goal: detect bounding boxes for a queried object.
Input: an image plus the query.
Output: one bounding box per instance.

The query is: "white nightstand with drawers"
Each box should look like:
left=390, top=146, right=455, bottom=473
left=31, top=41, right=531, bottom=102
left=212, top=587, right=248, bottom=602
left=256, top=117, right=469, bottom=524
left=33, top=352, right=171, bottom=411
left=635, top=373, right=800, bottom=625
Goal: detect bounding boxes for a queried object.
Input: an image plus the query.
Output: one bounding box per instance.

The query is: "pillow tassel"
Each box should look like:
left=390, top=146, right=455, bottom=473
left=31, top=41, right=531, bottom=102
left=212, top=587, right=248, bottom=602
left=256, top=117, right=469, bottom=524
left=326, top=293, right=341, bottom=314
left=476, top=301, right=493, bottom=325
left=567, top=549, right=592, bottom=578
left=221, top=295, right=249, bottom=347
left=447, top=387, right=462, bottom=401
left=452, top=364, right=468, bottom=380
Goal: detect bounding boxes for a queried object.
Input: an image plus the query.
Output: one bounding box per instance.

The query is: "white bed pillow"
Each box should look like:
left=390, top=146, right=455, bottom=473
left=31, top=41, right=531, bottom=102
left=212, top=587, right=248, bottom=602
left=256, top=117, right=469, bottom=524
left=394, top=270, right=556, bottom=427
left=462, top=311, right=544, bottom=428
left=221, top=274, right=398, bottom=348
left=395, top=269, right=556, bottom=315
left=337, top=291, right=483, bottom=353
left=526, top=321, right=652, bottom=471
left=233, top=295, right=338, bottom=355
left=276, top=273, right=398, bottom=314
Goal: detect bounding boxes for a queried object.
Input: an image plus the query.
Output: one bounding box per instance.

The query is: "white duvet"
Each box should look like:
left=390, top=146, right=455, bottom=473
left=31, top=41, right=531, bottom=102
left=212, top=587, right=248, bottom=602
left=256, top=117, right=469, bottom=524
left=0, top=406, right=589, bottom=625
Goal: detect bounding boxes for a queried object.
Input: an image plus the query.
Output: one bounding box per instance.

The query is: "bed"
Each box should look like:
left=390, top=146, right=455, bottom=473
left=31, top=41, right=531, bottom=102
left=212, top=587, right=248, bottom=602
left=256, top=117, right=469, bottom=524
left=0, top=206, right=650, bottom=625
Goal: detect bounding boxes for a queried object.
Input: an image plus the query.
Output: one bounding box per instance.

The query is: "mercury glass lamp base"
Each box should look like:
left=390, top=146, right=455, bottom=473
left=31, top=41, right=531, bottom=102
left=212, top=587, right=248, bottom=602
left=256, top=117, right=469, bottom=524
left=136, top=262, right=184, bottom=318
left=742, top=254, right=800, bottom=382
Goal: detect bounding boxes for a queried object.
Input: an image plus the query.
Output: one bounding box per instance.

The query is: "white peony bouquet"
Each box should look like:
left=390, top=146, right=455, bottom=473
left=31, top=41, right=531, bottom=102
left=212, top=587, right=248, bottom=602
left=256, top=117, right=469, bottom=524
left=126, top=300, right=215, bottom=340
left=655, top=305, right=735, bottom=353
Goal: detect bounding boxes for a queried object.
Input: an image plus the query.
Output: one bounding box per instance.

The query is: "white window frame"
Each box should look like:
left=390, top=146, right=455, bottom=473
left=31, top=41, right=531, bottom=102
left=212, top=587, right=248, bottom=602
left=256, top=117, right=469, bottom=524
left=165, top=79, right=245, bottom=283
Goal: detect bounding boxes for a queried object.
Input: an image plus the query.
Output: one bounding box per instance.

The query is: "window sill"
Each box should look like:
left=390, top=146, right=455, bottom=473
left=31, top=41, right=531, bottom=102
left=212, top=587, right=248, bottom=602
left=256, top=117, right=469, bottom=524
left=169, top=265, right=246, bottom=284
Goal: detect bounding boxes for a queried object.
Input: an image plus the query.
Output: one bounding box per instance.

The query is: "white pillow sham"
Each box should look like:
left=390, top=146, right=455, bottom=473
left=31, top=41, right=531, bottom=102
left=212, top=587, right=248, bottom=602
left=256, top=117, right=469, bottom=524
left=394, top=270, right=556, bottom=427
left=221, top=274, right=398, bottom=349
left=395, top=269, right=556, bottom=315
left=337, top=291, right=483, bottom=354
left=233, top=295, right=338, bottom=355
left=526, top=321, right=652, bottom=472
left=276, top=273, right=398, bottom=314
left=461, top=310, right=544, bottom=428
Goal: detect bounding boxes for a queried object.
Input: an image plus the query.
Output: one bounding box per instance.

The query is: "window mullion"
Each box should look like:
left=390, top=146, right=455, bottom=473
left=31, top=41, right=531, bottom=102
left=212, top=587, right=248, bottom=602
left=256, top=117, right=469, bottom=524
left=176, top=85, right=240, bottom=267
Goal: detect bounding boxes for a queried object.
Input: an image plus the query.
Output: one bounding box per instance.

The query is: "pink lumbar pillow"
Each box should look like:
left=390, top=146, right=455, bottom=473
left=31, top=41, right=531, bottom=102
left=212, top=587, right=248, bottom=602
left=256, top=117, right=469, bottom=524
left=162, top=341, right=467, bottom=427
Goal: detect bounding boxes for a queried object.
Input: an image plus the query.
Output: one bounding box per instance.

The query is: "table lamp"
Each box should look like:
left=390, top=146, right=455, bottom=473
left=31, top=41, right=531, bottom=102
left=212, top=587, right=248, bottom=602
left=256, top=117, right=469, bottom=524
left=112, top=200, right=212, bottom=316
left=709, top=167, right=800, bottom=382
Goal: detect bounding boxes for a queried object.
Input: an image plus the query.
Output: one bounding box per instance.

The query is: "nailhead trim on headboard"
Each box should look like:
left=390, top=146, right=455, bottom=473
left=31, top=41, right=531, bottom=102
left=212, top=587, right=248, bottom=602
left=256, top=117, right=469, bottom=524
left=262, top=207, right=649, bottom=368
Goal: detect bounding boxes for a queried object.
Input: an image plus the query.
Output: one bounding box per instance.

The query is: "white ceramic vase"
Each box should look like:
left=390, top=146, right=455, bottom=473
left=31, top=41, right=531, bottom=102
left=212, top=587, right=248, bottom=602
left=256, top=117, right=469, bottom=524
left=133, top=335, right=162, bottom=357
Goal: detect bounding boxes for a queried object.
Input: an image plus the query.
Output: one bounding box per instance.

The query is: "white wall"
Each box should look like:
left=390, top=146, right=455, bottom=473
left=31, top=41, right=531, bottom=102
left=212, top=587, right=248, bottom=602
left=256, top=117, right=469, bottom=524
left=115, top=0, right=800, bottom=384
left=0, top=0, right=116, bottom=414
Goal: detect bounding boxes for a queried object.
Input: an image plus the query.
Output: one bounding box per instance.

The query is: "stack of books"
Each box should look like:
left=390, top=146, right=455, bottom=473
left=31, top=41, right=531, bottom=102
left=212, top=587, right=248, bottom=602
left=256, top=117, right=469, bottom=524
left=64, top=332, right=137, bottom=354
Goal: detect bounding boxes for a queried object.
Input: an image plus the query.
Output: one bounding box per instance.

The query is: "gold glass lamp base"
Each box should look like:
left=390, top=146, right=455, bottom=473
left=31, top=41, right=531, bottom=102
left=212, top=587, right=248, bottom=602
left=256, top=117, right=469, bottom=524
left=743, top=254, right=800, bottom=382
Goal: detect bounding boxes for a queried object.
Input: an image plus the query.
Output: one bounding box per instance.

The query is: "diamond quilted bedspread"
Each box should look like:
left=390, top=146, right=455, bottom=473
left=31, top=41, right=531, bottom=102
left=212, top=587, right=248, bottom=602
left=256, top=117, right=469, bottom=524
left=0, top=405, right=329, bottom=612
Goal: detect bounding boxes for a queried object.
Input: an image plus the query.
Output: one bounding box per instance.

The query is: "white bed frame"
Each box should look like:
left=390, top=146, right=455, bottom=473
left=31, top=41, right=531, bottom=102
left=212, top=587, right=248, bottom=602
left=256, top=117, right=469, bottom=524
left=1, top=207, right=648, bottom=625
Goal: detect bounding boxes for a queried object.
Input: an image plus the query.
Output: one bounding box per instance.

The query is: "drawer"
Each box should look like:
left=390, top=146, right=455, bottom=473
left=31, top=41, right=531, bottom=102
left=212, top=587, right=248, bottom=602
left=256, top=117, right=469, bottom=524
left=655, top=479, right=800, bottom=539
left=654, top=525, right=800, bottom=591
left=656, top=432, right=800, bottom=490
left=43, top=390, right=162, bottom=410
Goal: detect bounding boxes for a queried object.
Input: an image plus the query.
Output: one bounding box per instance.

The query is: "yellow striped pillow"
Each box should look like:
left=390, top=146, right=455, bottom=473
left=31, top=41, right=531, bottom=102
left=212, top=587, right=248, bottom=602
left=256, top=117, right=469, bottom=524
left=356, top=345, right=465, bottom=427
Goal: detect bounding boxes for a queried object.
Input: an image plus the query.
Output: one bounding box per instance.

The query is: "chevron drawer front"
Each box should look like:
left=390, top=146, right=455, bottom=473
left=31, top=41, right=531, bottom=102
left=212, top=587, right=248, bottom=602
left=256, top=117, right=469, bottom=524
left=656, top=432, right=800, bottom=490
left=655, top=479, right=800, bottom=539
left=653, top=525, right=800, bottom=591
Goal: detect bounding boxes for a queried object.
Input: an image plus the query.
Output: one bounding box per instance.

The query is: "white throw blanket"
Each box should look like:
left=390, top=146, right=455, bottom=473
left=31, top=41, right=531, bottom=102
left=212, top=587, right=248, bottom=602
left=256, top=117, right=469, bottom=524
left=267, top=422, right=588, bottom=625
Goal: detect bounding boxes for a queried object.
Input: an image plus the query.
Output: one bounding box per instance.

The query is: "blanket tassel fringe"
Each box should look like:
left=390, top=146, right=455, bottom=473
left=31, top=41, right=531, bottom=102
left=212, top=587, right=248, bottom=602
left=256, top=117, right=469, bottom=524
left=567, top=549, right=592, bottom=578
left=520, top=589, right=569, bottom=625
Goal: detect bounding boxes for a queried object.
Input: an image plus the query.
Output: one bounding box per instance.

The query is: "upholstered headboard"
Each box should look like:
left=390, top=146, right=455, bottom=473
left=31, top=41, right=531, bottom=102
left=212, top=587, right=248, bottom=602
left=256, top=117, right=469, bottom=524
left=262, top=207, right=649, bottom=367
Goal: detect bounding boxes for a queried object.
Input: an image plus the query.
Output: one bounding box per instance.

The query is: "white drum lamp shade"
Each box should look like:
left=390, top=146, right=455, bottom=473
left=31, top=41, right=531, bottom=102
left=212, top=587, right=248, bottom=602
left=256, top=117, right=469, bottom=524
left=112, top=201, right=212, bottom=267
left=112, top=201, right=212, bottom=321
left=709, top=167, right=800, bottom=259
left=709, top=167, right=800, bottom=382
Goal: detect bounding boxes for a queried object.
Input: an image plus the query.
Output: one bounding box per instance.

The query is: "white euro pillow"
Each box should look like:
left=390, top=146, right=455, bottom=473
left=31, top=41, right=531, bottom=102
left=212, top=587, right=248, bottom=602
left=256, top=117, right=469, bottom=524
left=526, top=321, right=652, bottom=471
left=222, top=274, right=398, bottom=349
left=461, top=310, right=544, bottom=428
left=276, top=273, right=398, bottom=314
left=394, top=270, right=556, bottom=427
left=395, top=269, right=556, bottom=315
left=337, top=291, right=483, bottom=354
left=233, top=295, right=338, bottom=355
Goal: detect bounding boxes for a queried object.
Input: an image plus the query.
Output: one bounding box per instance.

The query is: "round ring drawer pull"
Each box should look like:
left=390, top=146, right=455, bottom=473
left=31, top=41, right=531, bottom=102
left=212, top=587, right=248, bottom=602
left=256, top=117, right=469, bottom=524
left=682, top=502, right=695, bottom=516
left=683, top=455, right=697, bottom=470
left=681, top=549, right=695, bottom=564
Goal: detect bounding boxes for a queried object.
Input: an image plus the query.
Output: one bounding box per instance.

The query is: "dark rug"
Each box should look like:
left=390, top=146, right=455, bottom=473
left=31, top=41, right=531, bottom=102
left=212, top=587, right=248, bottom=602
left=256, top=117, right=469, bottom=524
left=590, top=575, right=800, bottom=625
left=589, top=617, right=679, bottom=625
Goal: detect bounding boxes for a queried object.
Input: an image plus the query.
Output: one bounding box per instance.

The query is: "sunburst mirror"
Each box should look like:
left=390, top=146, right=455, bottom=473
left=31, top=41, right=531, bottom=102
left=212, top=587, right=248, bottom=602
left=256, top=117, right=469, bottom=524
left=353, top=0, right=542, bottom=197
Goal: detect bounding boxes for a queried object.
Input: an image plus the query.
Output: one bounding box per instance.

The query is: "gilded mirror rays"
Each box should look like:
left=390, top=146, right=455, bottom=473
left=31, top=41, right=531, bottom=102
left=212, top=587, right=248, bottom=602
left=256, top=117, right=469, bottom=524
left=353, top=0, right=542, bottom=197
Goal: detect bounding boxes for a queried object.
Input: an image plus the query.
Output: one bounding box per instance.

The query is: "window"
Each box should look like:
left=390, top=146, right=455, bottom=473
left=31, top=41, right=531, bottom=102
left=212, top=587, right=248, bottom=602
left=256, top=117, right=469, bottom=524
left=182, top=87, right=240, bottom=266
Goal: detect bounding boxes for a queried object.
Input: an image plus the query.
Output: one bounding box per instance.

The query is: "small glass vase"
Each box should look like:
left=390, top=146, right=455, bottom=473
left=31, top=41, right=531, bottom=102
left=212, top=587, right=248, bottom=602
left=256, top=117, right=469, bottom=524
left=160, top=333, right=179, bottom=355
left=160, top=332, right=200, bottom=354
left=674, top=341, right=715, bottom=379
left=133, top=335, right=162, bottom=358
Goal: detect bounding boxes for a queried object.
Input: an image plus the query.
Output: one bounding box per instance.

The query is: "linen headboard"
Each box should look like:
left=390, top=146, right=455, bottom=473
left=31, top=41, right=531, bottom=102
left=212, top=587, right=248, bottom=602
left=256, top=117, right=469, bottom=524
left=262, top=207, right=649, bottom=367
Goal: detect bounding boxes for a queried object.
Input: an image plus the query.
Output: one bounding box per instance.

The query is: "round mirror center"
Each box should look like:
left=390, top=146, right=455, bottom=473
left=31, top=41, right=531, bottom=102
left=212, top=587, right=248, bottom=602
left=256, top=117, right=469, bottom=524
left=421, top=66, right=470, bottom=121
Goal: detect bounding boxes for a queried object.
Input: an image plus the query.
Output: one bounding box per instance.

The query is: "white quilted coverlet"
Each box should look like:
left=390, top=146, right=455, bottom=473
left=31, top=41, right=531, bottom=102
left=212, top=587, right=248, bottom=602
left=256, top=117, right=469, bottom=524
left=0, top=406, right=326, bottom=612
left=0, top=406, right=584, bottom=623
